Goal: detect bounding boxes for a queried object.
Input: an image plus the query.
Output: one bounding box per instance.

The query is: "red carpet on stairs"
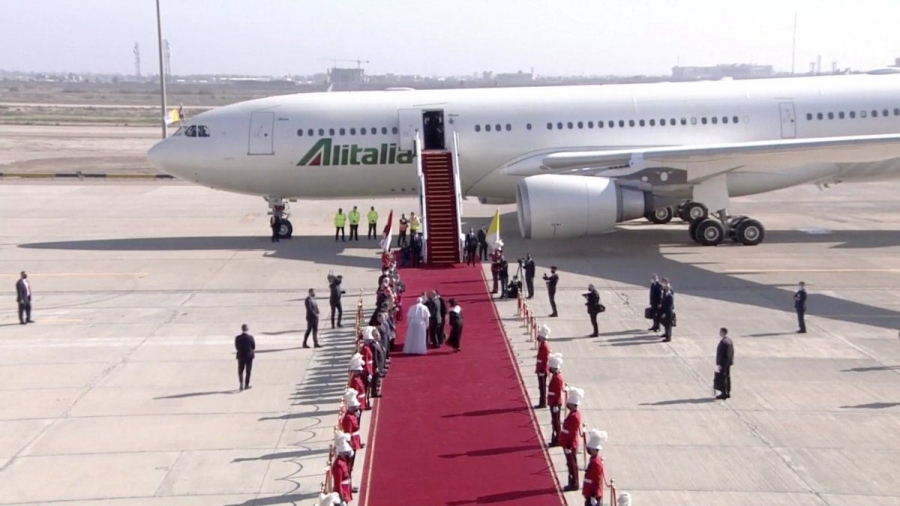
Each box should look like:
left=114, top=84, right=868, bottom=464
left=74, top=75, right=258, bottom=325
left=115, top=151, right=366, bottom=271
left=358, top=266, right=565, bottom=506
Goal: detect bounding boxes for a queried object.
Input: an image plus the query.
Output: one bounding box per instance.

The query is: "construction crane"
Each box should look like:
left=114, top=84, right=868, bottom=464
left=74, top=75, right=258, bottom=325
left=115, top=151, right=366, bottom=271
left=319, top=58, right=370, bottom=70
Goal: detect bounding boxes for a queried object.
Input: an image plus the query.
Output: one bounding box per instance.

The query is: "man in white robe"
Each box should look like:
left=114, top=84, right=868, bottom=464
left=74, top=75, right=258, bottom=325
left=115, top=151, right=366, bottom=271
left=403, top=297, right=430, bottom=355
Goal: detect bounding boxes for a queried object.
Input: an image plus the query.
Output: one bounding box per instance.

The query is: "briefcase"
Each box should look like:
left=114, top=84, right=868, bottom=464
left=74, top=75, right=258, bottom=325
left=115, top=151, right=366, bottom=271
left=671, top=312, right=677, bottom=327
left=598, top=304, right=606, bottom=313
left=644, top=307, right=653, bottom=319
left=713, top=371, right=726, bottom=392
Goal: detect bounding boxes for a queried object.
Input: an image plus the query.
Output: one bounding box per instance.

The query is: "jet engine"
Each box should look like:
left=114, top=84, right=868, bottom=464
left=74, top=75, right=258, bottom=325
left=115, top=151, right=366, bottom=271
left=516, top=175, right=652, bottom=239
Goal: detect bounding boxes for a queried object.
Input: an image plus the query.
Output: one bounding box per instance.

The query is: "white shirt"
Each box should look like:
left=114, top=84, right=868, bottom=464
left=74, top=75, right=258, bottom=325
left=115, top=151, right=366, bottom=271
left=23, top=280, right=30, bottom=297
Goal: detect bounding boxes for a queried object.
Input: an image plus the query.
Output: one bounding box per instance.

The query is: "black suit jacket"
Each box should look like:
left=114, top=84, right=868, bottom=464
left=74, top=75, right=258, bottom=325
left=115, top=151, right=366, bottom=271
left=524, top=259, right=536, bottom=279
left=15, top=279, right=30, bottom=304
left=716, top=337, right=734, bottom=369
left=305, top=296, right=319, bottom=320
left=660, top=292, right=674, bottom=315
left=585, top=289, right=601, bottom=314
left=235, top=332, right=256, bottom=360
left=649, top=281, right=662, bottom=306
left=794, top=289, right=807, bottom=310
left=545, top=273, right=559, bottom=293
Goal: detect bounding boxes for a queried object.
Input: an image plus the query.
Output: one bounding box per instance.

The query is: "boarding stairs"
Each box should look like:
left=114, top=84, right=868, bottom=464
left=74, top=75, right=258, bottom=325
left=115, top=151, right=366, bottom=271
left=416, top=133, right=463, bottom=266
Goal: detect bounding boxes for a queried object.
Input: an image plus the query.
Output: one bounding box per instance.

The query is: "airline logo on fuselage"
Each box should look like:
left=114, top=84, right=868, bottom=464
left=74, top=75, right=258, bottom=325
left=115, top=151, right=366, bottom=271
left=297, top=138, right=413, bottom=166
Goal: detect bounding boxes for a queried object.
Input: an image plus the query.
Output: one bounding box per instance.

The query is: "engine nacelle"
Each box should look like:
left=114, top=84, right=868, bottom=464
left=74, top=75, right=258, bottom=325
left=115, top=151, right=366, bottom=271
left=516, top=175, right=652, bottom=239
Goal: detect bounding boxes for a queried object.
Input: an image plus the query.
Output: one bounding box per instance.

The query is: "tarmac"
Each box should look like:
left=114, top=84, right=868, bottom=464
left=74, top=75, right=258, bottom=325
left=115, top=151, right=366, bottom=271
left=1, top=179, right=899, bottom=505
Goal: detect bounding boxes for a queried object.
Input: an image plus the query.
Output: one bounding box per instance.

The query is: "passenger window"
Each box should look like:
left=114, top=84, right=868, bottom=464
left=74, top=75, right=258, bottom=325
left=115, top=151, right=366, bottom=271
left=628, top=120, right=635, bottom=127
left=659, top=119, right=665, bottom=126
left=392, top=127, right=398, bottom=134
left=381, top=127, right=388, bottom=134
left=682, top=118, right=688, bottom=125
left=883, top=109, right=889, bottom=117
left=611, top=121, right=617, bottom=128
left=894, top=108, right=900, bottom=116
left=547, top=122, right=553, bottom=130
left=557, top=122, right=563, bottom=130
left=485, top=124, right=491, bottom=132
left=307, top=129, right=314, bottom=136
left=577, top=121, right=583, bottom=129
left=670, top=118, right=676, bottom=125
left=806, top=113, right=813, bottom=120
left=839, top=112, right=845, bottom=119
left=360, top=127, right=366, bottom=135
left=828, top=112, right=834, bottom=120
left=861, top=111, right=867, bottom=118
left=526, top=123, right=532, bottom=130
left=817, top=113, right=823, bottom=120
left=339, top=128, right=346, bottom=135
left=297, top=129, right=304, bottom=137
left=691, top=118, right=697, bottom=125
left=350, top=128, right=356, bottom=135
left=639, top=119, right=646, bottom=127
left=701, top=117, right=708, bottom=125
left=711, top=117, right=718, bottom=124
left=588, top=121, right=594, bottom=128
left=722, top=116, right=728, bottom=124
left=495, top=124, right=501, bottom=132
left=567, top=122, right=573, bottom=129
left=475, top=125, right=481, bottom=132
left=505, top=124, right=511, bottom=131
left=329, top=128, right=335, bottom=135
left=872, top=110, right=878, bottom=117
left=850, top=111, right=856, bottom=118
left=733, top=116, right=739, bottom=123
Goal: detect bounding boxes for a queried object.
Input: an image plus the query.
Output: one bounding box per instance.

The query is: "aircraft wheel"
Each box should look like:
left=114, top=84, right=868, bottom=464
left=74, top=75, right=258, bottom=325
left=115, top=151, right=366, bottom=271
left=648, top=207, right=674, bottom=224
left=688, top=218, right=703, bottom=243
left=278, top=219, right=293, bottom=239
left=681, top=202, right=709, bottom=222
left=696, top=218, right=725, bottom=246
left=735, top=218, right=765, bottom=246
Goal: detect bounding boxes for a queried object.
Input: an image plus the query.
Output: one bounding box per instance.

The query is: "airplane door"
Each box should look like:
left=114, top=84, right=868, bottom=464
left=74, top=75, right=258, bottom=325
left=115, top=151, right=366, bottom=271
left=398, top=108, right=421, bottom=151
left=779, top=102, right=796, bottom=139
left=248, top=111, right=275, bottom=155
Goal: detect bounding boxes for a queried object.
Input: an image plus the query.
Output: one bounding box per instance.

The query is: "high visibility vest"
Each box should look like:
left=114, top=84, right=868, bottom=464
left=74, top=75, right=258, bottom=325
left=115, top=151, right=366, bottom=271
left=334, top=213, right=346, bottom=227
left=410, top=216, right=420, bottom=231
left=348, top=211, right=360, bottom=225
left=367, top=210, right=378, bottom=224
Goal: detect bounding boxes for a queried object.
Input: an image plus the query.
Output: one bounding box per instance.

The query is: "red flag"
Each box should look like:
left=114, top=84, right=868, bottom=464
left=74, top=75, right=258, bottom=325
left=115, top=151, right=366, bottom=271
left=380, top=210, right=394, bottom=251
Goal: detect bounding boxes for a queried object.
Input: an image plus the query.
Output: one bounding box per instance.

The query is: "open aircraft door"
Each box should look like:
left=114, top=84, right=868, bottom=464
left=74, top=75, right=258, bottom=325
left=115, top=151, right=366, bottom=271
left=779, top=102, right=797, bottom=139
left=248, top=111, right=275, bottom=155
left=398, top=108, right=421, bottom=151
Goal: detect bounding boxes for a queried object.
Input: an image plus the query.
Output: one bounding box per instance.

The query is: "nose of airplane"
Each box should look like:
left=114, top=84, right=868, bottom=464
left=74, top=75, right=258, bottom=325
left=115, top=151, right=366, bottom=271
left=147, top=139, right=172, bottom=171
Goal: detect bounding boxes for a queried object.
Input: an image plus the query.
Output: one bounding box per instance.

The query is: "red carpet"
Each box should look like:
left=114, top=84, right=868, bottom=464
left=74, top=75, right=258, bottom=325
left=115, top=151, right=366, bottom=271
left=358, top=266, right=565, bottom=506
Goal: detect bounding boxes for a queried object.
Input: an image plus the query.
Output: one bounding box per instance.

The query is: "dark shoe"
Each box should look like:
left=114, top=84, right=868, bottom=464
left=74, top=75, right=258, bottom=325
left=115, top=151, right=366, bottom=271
left=239, top=384, right=244, bottom=391
left=302, top=343, right=310, bottom=349
left=535, top=403, right=546, bottom=409
left=337, top=323, right=343, bottom=328
left=549, top=313, right=558, bottom=318
left=715, top=394, right=727, bottom=400
left=548, top=440, right=558, bottom=448
left=649, top=327, right=659, bottom=331
left=797, top=329, right=807, bottom=334
left=20, top=321, right=25, bottom=325
left=244, top=385, right=251, bottom=390
left=663, top=337, right=671, bottom=342
left=314, top=344, right=323, bottom=348
left=352, top=486, right=359, bottom=493
left=563, top=485, right=578, bottom=492
left=589, top=333, right=599, bottom=337
left=26, top=319, right=34, bottom=324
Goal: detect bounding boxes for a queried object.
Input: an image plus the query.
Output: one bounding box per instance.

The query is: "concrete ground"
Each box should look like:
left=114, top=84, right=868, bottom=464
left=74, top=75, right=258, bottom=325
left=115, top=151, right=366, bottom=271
left=1, top=179, right=899, bottom=505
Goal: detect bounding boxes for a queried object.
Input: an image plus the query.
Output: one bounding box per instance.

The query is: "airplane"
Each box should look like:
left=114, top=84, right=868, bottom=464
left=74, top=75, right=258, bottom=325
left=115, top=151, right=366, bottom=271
left=147, top=72, right=900, bottom=246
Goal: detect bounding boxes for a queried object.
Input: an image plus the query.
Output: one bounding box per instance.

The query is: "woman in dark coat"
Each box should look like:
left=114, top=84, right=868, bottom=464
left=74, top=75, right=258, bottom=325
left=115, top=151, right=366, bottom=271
left=447, top=298, right=464, bottom=352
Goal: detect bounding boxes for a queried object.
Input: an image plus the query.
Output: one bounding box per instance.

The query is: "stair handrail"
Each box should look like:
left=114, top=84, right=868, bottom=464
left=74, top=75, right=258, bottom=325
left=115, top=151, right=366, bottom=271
left=450, top=130, right=464, bottom=263
left=414, top=132, right=428, bottom=263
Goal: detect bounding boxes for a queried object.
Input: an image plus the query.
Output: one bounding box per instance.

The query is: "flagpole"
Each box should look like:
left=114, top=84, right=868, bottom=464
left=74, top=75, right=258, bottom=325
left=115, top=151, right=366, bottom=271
left=155, top=0, right=168, bottom=139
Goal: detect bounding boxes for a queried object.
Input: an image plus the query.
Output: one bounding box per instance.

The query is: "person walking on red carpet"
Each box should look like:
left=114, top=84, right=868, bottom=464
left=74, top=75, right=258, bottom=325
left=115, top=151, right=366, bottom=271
left=349, top=353, right=370, bottom=410
left=403, top=297, right=430, bottom=355
left=560, top=386, right=585, bottom=491
left=547, top=353, right=564, bottom=446
left=583, top=429, right=609, bottom=506
left=330, top=432, right=354, bottom=504
left=535, top=325, right=551, bottom=408
left=447, top=298, right=463, bottom=352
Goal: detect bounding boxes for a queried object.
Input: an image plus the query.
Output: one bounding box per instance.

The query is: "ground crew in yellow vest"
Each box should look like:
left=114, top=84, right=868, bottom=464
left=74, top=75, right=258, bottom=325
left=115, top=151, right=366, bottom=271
left=409, top=211, right=420, bottom=235
left=367, top=206, right=379, bottom=240
left=334, top=208, right=347, bottom=242
left=348, top=206, right=361, bottom=241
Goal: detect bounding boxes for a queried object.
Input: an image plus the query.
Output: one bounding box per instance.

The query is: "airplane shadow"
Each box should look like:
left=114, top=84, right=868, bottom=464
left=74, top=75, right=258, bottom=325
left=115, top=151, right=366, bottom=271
left=17, top=214, right=900, bottom=331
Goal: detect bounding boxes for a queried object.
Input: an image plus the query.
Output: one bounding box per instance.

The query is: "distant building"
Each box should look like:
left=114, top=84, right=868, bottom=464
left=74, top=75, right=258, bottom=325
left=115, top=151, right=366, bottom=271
left=495, top=70, right=534, bottom=86
left=672, top=64, right=774, bottom=80
left=329, top=67, right=365, bottom=84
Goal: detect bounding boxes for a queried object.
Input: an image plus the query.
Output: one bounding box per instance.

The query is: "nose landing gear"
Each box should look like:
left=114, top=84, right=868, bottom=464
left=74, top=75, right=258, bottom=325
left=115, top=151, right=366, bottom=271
left=267, top=197, right=293, bottom=239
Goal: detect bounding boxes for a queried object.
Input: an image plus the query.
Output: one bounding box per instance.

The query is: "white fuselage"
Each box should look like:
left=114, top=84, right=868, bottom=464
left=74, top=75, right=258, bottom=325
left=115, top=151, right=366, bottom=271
left=147, top=74, right=900, bottom=201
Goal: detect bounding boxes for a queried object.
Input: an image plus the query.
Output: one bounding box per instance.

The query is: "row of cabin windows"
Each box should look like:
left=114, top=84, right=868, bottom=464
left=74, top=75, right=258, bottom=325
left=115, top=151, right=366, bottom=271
left=474, top=116, right=741, bottom=133
left=806, top=108, right=900, bottom=121
left=297, top=126, right=400, bottom=137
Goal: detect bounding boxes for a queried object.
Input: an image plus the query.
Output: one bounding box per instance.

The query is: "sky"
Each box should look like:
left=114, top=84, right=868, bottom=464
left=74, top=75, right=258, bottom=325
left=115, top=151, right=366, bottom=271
left=2, top=0, right=900, bottom=77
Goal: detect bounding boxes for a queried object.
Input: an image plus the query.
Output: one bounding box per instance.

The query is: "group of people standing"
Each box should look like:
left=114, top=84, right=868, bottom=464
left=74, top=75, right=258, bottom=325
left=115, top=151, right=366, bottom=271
left=333, top=206, right=382, bottom=242
left=404, top=290, right=464, bottom=354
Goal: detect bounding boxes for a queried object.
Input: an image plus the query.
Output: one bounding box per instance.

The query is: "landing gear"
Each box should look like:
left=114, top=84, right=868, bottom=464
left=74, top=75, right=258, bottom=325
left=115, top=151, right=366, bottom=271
left=688, top=212, right=765, bottom=246
left=646, top=206, right=674, bottom=224
left=678, top=201, right=708, bottom=222
left=266, top=197, right=293, bottom=239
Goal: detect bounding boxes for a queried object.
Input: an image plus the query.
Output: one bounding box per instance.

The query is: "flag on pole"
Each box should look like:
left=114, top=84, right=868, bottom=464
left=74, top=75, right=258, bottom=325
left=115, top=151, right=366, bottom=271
left=165, top=108, right=181, bottom=126
left=380, top=209, right=394, bottom=251
left=486, top=208, right=502, bottom=251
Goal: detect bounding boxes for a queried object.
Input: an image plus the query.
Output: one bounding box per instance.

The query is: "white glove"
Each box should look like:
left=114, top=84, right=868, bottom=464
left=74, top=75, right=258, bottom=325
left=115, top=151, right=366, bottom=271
left=590, top=498, right=599, bottom=506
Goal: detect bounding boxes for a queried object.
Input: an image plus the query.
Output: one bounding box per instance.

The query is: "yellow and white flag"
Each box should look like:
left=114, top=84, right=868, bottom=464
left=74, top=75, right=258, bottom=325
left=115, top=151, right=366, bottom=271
left=164, top=108, right=181, bottom=126
left=486, top=208, right=502, bottom=251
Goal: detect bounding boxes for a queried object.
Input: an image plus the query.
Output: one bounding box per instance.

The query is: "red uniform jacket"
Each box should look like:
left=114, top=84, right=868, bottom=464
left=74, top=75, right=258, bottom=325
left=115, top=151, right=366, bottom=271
left=583, top=454, right=605, bottom=499
left=535, top=342, right=550, bottom=374
left=331, top=457, right=352, bottom=502
left=340, top=411, right=362, bottom=450
left=361, top=345, right=375, bottom=376
left=349, top=375, right=368, bottom=409
left=559, top=409, right=582, bottom=448
left=548, top=372, right=564, bottom=406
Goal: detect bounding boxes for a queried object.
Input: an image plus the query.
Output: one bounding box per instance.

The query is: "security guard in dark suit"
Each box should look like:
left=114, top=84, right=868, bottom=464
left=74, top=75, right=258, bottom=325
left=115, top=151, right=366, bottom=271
left=715, top=327, right=734, bottom=400
left=270, top=213, right=281, bottom=243
left=660, top=280, right=674, bottom=342
left=523, top=254, right=536, bottom=299
left=583, top=284, right=602, bottom=337
left=543, top=266, right=559, bottom=317
left=794, top=281, right=807, bottom=333
left=234, top=324, right=256, bottom=391
left=648, top=274, right=662, bottom=332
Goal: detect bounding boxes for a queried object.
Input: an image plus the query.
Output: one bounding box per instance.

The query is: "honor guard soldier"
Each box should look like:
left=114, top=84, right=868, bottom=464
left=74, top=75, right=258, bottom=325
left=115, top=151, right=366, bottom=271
left=361, top=326, right=379, bottom=399
left=340, top=389, right=363, bottom=493
left=547, top=353, right=564, bottom=446
left=367, top=206, right=379, bottom=239
left=535, top=324, right=551, bottom=408
left=348, top=353, right=370, bottom=410
left=334, top=208, right=347, bottom=242
left=317, top=492, right=341, bottom=506
left=560, top=386, right=585, bottom=491
left=330, top=432, right=354, bottom=504
left=794, top=281, right=808, bottom=333
left=583, top=429, right=609, bottom=506
left=348, top=206, right=361, bottom=241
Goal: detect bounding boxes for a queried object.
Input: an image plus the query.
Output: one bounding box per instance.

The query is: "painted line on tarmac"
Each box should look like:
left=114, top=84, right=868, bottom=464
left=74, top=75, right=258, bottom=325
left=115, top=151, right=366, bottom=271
left=0, top=172, right=175, bottom=180
left=724, top=269, right=900, bottom=274
left=0, top=272, right=149, bottom=277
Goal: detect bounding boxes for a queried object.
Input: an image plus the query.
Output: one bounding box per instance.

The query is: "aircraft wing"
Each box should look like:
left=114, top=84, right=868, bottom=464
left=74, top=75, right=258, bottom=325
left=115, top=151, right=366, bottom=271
left=504, top=133, right=900, bottom=183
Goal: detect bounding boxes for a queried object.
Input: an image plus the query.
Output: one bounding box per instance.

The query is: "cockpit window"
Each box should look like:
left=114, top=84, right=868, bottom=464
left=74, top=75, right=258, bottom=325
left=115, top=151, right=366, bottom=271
left=185, top=125, right=197, bottom=137
left=183, top=125, right=210, bottom=138
left=197, top=126, right=210, bottom=137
